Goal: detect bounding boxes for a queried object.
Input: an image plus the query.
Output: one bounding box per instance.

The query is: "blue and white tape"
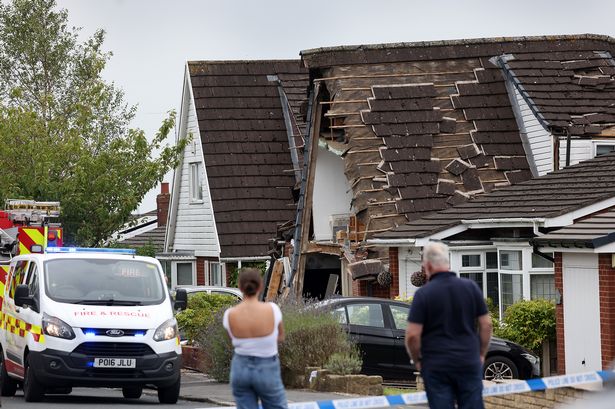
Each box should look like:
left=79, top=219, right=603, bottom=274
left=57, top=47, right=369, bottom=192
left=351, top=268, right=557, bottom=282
left=206, top=370, right=615, bottom=409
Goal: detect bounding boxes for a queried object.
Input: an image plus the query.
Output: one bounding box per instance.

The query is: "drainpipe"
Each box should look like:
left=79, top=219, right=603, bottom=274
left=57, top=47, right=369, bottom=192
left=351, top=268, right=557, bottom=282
left=565, top=128, right=572, bottom=168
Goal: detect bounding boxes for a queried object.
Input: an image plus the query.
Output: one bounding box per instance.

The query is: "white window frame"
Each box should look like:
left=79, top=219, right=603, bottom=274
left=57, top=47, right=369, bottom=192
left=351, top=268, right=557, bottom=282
left=171, top=260, right=196, bottom=288
left=460, top=253, right=483, bottom=270
left=207, top=261, right=226, bottom=287
left=189, top=162, right=203, bottom=203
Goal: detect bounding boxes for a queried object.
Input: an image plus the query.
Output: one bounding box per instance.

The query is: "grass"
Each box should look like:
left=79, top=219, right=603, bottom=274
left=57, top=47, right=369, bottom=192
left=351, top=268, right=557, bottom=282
left=383, top=387, right=416, bottom=396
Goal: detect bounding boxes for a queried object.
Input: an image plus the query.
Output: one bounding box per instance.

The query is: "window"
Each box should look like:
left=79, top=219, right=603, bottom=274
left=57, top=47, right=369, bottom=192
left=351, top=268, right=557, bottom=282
left=532, top=252, right=554, bottom=269
left=500, top=251, right=522, bottom=270
left=461, top=254, right=481, bottom=268
left=209, top=263, right=225, bottom=287
left=176, top=263, right=193, bottom=286
left=486, top=272, right=499, bottom=308
left=390, top=305, right=410, bottom=330
left=211, top=290, right=241, bottom=300
left=347, top=303, right=385, bottom=328
left=160, top=260, right=172, bottom=287
left=531, top=274, right=556, bottom=301
left=501, top=273, right=523, bottom=313
left=189, top=162, right=203, bottom=202
left=332, top=306, right=347, bottom=324
left=596, top=144, right=615, bottom=156
left=9, top=261, right=28, bottom=299
left=460, top=272, right=484, bottom=292
left=486, top=252, right=498, bottom=269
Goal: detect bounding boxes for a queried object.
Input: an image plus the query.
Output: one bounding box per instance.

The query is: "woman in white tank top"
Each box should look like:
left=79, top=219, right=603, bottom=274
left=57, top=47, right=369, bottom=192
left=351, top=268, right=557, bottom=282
left=223, top=268, right=287, bottom=409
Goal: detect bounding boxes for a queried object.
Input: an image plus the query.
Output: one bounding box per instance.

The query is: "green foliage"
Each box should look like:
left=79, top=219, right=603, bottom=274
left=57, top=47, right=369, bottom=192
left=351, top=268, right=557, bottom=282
left=176, top=293, right=238, bottom=344
left=485, top=297, right=501, bottom=332
left=324, top=351, right=363, bottom=375
left=0, top=0, right=186, bottom=246
left=199, top=298, right=356, bottom=386
left=494, top=299, right=556, bottom=353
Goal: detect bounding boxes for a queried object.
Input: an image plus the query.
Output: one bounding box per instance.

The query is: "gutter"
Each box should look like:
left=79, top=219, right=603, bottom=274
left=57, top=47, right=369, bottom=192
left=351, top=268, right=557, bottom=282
left=366, top=238, right=416, bottom=246
left=461, top=218, right=545, bottom=226
left=220, top=256, right=269, bottom=262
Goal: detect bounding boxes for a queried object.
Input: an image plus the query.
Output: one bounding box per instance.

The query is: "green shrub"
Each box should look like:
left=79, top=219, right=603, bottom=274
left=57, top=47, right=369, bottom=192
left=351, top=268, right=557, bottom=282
left=176, top=293, right=238, bottom=343
left=494, top=299, right=556, bottom=353
left=324, top=351, right=362, bottom=375
left=198, top=298, right=356, bottom=386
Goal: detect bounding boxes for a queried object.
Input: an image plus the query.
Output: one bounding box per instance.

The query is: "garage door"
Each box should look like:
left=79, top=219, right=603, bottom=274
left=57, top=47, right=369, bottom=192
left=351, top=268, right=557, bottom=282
left=562, top=253, right=602, bottom=373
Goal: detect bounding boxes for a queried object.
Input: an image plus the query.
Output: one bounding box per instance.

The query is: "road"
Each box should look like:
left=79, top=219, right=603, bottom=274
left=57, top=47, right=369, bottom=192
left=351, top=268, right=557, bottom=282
left=0, top=389, right=210, bottom=408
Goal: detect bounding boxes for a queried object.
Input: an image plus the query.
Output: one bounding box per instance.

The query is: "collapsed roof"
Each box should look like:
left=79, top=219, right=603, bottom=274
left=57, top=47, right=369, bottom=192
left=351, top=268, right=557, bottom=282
left=300, top=34, right=615, bottom=236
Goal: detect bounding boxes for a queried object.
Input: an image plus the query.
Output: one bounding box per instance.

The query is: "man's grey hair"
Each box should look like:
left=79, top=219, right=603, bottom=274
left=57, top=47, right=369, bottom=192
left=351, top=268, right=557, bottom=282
left=423, top=242, right=450, bottom=266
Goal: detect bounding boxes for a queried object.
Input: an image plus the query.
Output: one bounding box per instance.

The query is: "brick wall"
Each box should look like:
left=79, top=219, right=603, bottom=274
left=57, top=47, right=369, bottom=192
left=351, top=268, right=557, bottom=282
left=554, top=252, right=566, bottom=374
left=484, top=387, right=588, bottom=408
left=598, top=254, right=615, bottom=368
left=196, top=257, right=206, bottom=285
left=352, top=247, right=399, bottom=299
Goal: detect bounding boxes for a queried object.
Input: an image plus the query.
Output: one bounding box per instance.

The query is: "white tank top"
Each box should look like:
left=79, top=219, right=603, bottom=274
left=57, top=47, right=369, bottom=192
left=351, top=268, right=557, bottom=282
left=223, top=302, right=282, bottom=358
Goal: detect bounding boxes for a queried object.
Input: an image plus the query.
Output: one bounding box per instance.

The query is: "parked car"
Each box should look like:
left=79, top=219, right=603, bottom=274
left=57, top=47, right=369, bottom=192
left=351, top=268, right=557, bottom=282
left=316, top=297, right=540, bottom=381
left=172, top=285, right=243, bottom=302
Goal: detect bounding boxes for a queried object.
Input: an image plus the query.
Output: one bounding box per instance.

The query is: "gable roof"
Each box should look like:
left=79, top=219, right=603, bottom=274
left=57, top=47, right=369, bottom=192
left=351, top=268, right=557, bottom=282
left=376, top=151, right=615, bottom=240
left=299, top=34, right=615, bottom=238
left=120, top=225, right=166, bottom=253
left=187, top=60, right=308, bottom=258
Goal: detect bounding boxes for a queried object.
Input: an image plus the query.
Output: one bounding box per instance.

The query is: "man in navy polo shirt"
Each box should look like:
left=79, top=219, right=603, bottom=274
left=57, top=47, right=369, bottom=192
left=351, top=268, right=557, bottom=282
left=405, top=242, right=493, bottom=409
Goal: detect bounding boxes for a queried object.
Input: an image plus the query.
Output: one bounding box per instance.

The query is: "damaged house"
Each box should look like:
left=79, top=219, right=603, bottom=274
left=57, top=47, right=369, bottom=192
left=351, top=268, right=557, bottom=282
left=163, top=60, right=308, bottom=288
left=287, top=34, right=615, bottom=299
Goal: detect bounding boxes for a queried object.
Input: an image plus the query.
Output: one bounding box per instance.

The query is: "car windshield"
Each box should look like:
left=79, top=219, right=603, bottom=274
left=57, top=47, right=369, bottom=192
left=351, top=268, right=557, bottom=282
left=45, top=258, right=166, bottom=305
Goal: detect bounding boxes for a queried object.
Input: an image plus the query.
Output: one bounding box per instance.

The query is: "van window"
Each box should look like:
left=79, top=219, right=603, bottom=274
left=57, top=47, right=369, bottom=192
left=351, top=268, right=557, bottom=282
left=44, top=258, right=165, bottom=305
left=9, top=260, right=28, bottom=299
left=26, top=263, right=40, bottom=297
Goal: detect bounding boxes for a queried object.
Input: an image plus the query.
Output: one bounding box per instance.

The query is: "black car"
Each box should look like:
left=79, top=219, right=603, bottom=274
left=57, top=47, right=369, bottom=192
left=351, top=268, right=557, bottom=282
left=316, top=297, right=540, bottom=381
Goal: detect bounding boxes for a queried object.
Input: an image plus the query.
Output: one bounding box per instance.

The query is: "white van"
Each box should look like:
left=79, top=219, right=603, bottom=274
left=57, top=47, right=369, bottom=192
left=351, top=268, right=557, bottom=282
left=0, top=247, right=188, bottom=403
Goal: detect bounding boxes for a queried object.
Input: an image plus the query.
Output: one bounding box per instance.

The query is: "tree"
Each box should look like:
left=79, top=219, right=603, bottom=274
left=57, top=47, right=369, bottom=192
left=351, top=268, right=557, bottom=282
left=0, top=0, right=187, bottom=245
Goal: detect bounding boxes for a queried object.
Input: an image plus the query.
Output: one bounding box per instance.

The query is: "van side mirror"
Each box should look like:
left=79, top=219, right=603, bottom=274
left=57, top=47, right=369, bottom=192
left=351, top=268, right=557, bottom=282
left=15, top=284, right=35, bottom=308
left=174, top=288, right=187, bottom=311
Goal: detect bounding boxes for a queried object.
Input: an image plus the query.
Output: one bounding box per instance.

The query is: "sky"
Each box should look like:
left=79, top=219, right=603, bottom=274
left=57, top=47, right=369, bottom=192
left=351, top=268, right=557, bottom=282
left=54, top=0, right=615, bottom=213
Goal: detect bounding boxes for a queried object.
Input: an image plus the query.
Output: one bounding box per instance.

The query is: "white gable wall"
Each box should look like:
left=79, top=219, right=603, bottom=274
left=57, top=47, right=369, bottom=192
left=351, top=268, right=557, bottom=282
left=312, top=146, right=354, bottom=242
left=166, top=69, right=220, bottom=257
left=506, top=81, right=553, bottom=176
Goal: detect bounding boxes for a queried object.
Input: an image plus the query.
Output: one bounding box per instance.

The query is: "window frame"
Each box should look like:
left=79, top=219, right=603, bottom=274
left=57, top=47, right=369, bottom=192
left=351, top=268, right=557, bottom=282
left=460, top=253, right=483, bottom=269
left=594, top=142, right=615, bottom=157
left=346, top=302, right=386, bottom=328
left=189, top=161, right=204, bottom=203
left=207, top=262, right=226, bottom=287
left=172, top=260, right=196, bottom=287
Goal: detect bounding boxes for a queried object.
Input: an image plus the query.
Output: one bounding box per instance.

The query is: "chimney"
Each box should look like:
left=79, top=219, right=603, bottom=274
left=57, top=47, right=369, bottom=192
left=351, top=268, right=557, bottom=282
left=157, top=182, right=170, bottom=227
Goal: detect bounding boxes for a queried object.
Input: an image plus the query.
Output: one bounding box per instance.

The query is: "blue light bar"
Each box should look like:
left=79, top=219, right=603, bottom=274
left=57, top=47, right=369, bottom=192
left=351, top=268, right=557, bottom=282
left=45, top=247, right=136, bottom=255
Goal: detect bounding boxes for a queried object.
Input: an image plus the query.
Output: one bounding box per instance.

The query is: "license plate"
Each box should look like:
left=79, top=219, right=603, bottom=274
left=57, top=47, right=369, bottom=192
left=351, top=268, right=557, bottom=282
left=93, top=358, right=136, bottom=368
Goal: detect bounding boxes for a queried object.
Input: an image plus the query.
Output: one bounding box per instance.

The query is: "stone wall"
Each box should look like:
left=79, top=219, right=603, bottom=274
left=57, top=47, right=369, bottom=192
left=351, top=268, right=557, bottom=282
left=484, top=387, right=587, bottom=409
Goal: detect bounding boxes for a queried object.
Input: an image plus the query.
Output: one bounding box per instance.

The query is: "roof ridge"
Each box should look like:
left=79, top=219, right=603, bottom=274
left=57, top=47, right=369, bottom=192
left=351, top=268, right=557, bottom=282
left=300, top=34, right=615, bottom=57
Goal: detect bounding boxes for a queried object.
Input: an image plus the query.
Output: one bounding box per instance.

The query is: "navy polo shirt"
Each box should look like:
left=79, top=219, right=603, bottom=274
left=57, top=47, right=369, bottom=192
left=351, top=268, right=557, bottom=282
left=407, top=272, right=488, bottom=371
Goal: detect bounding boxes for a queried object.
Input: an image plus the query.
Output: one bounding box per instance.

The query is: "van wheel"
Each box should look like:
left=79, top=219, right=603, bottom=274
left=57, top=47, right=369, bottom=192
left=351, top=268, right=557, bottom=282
left=123, top=387, right=143, bottom=399
left=157, top=378, right=180, bottom=404
left=23, top=356, right=45, bottom=402
left=0, top=353, right=17, bottom=396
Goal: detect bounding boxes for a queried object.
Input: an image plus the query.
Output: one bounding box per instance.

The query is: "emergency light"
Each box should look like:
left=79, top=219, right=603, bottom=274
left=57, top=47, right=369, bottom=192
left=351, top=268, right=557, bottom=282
left=45, top=247, right=136, bottom=255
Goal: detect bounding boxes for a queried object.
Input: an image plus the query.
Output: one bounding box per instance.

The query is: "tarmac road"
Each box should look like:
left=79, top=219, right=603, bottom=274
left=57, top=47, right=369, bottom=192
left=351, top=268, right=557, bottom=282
left=0, top=388, right=210, bottom=408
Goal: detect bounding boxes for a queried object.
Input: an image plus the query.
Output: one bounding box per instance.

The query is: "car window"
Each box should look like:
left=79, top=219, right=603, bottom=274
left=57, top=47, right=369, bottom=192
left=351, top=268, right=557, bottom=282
left=347, top=303, right=385, bottom=328
left=332, top=306, right=347, bottom=324
left=211, top=290, right=241, bottom=299
left=9, top=260, right=28, bottom=299
left=390, top=304, right=410, bottom=330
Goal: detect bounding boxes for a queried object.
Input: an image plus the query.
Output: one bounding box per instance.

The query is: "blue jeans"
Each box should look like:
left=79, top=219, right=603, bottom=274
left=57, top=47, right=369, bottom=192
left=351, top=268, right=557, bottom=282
left=421, top=367, right=484, bottom=409
left=230, top=354, right=288, bottom=409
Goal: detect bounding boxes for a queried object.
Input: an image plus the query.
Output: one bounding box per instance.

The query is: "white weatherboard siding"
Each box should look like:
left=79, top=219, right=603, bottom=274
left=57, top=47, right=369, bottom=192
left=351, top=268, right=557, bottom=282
left=169, top=73, right=219, bottom=257
left=507, top=82, right=553, bottom=176
left=562, top=253, right=602, bottom=374
left=558, top=139, right=592, bottom=169
left=312, top=147, right=353, bottom=242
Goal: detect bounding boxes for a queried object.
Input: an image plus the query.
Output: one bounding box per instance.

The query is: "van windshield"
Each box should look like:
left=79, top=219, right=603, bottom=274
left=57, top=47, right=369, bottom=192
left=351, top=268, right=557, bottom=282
left=44, top=258, right=166, bottom=305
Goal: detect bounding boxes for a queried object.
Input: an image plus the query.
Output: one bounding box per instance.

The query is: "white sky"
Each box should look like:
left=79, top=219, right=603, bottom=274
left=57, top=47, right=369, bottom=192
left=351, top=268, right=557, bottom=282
left=54, top=0, right=615, bottom=212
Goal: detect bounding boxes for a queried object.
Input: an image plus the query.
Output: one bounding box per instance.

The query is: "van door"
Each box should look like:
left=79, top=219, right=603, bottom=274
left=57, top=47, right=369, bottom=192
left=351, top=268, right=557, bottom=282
left=4, top=260, right=29, bottom=377
left=15, top=261, right=42, bottom=355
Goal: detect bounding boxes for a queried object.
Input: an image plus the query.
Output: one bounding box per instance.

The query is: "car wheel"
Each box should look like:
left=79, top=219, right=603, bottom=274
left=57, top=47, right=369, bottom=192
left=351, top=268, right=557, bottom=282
left=23, top=355, right=45, bottom=402
left=483, top=356, right=519, bottom=381
left=123, top=386, right=143, bottom=399
left=0, top=351, right=17, bottom=397
left=158, top=378, right=180, bottom=404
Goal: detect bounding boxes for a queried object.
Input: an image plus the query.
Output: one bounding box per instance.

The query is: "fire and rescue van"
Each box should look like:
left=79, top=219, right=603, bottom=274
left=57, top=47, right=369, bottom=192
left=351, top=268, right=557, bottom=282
left=0, top=201, right=188, bottom=403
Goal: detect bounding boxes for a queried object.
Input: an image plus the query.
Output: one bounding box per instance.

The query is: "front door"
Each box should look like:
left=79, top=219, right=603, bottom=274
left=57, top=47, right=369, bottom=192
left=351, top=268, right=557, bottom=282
left=562, top=253, right=602, bottom=373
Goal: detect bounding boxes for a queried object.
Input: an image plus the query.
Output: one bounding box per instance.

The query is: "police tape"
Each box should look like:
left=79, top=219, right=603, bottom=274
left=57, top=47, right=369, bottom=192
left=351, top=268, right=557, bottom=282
left=205, top=370, right=615, bottom=409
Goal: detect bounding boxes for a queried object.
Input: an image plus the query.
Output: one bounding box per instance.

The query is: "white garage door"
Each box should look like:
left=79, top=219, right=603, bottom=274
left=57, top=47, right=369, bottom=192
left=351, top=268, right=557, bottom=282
left=562, top=253, right=602, bottom=373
